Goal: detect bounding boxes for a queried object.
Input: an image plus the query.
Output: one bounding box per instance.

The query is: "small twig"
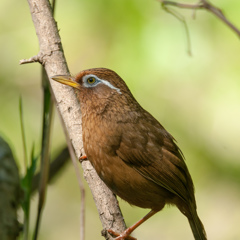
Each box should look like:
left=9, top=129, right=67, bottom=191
left=162, top=3, right=192, bottom=55
left=19, top=55, right=41, bottom=65
left=161, top=0, right=203, bottom=9
left=19, top=49, right=60, bottom=65
left=160, top=0, right=240, bottom=38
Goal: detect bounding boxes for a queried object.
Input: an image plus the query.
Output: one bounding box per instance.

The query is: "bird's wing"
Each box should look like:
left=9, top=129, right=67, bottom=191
left=116, top=113, right=194, bottom=203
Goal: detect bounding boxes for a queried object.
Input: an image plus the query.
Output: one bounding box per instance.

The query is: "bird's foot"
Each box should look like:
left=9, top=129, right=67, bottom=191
left=79, top=154, right=88, bottom=162
left=107, top=229, right=137, bottom=240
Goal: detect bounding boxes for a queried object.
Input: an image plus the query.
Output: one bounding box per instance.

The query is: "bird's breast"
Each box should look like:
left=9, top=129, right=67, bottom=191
left=81, top=112, right=172, bottom=209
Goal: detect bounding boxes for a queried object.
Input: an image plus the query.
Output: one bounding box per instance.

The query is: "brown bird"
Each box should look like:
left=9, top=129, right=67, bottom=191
left=52, top=68, right=207, bottom=240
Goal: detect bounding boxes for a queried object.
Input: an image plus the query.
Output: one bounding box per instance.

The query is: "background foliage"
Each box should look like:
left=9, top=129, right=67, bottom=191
left=0, top=0, right=240, bottom=239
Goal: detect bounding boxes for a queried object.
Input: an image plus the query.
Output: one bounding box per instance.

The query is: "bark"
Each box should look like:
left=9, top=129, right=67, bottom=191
left=21, top=0, right=126, bottom=238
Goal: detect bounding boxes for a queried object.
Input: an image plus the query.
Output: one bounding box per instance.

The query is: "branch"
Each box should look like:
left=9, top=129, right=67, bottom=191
left=21, top=0, right=126, bottom=238
left=160, top=0, right=240, bottom=38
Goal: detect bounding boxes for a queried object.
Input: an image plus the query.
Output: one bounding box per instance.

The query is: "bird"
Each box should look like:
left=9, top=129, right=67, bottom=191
left=51, top=68, right=207, bottom=240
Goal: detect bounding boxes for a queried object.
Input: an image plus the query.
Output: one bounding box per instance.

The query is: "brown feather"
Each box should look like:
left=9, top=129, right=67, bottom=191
left=68, top=68, right=206, bottom=239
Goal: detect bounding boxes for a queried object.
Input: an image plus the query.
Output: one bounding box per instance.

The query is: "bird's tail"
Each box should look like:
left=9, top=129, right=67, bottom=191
left=188, top=207, right=207, bottom=240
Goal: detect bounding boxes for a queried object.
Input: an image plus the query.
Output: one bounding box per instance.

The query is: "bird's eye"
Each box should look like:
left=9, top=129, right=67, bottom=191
left=87, top=77, right=96, bottom=84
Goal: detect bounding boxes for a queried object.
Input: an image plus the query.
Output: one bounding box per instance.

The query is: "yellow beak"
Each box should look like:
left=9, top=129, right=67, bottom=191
left=51, top=75, right=81, bottom=90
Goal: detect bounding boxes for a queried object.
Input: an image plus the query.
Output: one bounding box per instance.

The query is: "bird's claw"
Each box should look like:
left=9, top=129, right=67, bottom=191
left=79, top=154, right=88, bottom=162
left=107, top=229, right=137, bottom=240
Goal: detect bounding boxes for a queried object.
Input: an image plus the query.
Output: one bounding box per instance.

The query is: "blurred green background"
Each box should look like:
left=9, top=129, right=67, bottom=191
left=1, top=0, right=240, bottom=239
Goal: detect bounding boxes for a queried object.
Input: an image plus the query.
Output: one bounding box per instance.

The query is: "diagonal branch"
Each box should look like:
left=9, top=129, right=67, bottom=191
left=20, top=0, right=126, bottom=239
left=160, top=0, right=240, bottom=38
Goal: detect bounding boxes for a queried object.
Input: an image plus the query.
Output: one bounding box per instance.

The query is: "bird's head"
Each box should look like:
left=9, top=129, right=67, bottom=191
left=51, top=68, right=137, bottom=116
left=52, top=68, right=135, bottom=98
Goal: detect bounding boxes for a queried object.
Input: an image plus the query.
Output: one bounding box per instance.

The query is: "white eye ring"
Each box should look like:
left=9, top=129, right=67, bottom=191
left=83, top=74, right=99, bottom=87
